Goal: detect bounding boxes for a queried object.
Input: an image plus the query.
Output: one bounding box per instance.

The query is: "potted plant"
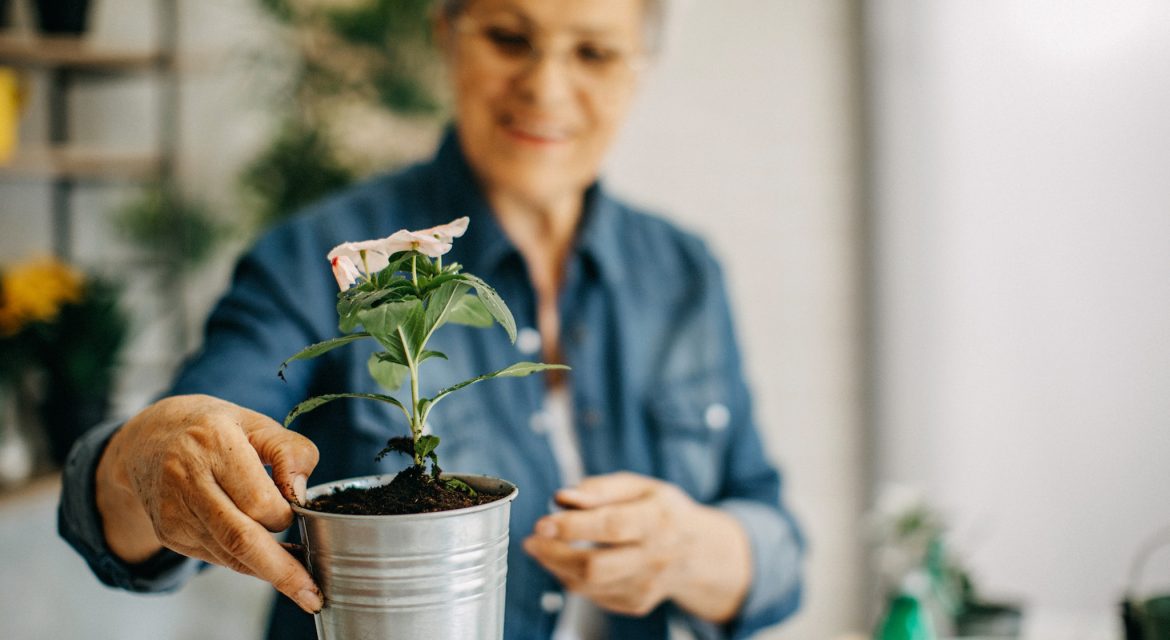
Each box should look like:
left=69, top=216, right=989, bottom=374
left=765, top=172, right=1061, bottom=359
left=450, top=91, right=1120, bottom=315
left=1, top=258, right=128, bottom=471
left=279, top=216, right=565, bottom=640
left=31, top=0, right=93, bottom=35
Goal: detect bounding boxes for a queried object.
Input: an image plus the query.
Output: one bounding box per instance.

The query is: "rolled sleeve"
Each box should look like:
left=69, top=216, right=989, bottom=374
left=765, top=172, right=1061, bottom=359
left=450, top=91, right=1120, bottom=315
left=57, top=418, right=201, bottom=593
left=719, top=498, right=804, bottom=638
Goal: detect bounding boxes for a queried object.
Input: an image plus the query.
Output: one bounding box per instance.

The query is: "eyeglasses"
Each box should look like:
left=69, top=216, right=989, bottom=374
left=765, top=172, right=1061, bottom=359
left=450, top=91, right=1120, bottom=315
left=453, top=16, right=646, bottom=92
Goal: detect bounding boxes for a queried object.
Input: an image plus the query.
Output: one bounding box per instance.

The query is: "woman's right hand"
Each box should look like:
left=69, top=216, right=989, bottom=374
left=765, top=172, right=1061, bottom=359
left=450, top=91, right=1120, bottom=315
left=94, top=394, right=323, bottom=613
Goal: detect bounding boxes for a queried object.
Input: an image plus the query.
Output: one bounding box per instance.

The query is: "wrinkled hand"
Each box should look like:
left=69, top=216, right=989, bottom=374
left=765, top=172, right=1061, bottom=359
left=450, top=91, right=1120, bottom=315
left=95, top=394, right=322, bottom=613
left=522, top=472, right=751, bottom=621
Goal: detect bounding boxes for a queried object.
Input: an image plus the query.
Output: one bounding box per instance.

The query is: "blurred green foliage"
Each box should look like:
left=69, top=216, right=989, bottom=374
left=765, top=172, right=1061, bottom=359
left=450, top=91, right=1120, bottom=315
left=240, top=122, right=355, bottom=228
left=245, top=0, right=444, bottom=229
left=113, top=183, right=232, bottom=281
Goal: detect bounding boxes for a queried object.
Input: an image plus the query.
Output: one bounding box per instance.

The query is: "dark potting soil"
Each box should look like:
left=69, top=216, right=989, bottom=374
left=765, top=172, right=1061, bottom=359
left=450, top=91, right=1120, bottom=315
left=305, top=466, right=505, bottom=516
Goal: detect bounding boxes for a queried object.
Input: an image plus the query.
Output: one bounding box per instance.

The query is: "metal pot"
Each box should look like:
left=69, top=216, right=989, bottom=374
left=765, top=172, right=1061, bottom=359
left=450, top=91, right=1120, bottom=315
left=292, top=473, right=518, bottom=640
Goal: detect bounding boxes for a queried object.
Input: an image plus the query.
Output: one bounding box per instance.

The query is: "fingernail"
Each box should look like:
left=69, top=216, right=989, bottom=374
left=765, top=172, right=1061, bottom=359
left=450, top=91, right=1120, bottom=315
left=557, top=489, right=586, bottom=506
left=293, top=475, right=308, bottom=506
left=536, top=520, right=558, bottom=538
left=297, top=588, right=323, bottom=613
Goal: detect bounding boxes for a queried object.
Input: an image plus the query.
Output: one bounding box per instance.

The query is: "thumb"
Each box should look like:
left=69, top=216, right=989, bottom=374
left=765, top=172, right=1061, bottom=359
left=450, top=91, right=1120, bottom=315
left=242, top=412, right=320, bottom=506
left=555, top=471, right=657, bottom=509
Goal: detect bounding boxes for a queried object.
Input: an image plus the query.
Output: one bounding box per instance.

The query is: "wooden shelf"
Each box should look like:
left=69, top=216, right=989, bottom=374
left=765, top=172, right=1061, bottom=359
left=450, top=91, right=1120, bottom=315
left=0, top=34, right=165, bottom=71
left=0, top=471, right=61, bottom=509
left=0, top=147, right=164, bottom=181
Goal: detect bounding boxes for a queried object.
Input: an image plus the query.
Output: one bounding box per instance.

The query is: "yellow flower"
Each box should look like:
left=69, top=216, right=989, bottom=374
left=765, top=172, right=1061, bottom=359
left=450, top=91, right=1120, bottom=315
left=0, top=257, right=85, bottom=337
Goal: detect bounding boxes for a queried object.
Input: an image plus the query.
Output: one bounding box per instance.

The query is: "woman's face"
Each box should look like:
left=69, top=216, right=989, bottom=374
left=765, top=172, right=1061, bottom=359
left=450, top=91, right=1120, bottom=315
left=441, top=0, right=647, bottom=207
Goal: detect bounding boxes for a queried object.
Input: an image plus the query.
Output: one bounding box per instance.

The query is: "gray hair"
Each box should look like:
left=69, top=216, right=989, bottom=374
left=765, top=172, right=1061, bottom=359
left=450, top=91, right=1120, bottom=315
left=435, top=0, right=665, bottom=53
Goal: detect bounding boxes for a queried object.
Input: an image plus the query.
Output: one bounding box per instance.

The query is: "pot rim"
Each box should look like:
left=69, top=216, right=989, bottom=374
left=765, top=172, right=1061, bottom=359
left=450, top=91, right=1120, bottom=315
left=291, top=472, right=518, bottom=521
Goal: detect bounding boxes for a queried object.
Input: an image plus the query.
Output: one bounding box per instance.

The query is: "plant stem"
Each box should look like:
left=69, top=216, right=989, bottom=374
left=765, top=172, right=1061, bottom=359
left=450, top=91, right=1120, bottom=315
left=410, top=361, right=421, bottom=467
left=411, top=254, right=418, bottom=290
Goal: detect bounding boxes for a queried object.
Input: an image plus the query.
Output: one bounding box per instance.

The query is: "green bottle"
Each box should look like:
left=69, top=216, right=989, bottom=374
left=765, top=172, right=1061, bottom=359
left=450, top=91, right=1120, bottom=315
left=876, top=573, right=937, bottom=640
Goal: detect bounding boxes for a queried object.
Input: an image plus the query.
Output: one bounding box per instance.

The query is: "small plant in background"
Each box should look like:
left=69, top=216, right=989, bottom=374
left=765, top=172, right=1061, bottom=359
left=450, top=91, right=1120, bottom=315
left=0, top=257, right=128, bottom=464
left=280, top=217, right=566, bottom=495
left=0, top=258, right=85, bottom=388
left=869, top=485, right=1024, bottom=638
left=112, top=182, right=232, bottom=282
left=243, top=0, right=444, bottom=230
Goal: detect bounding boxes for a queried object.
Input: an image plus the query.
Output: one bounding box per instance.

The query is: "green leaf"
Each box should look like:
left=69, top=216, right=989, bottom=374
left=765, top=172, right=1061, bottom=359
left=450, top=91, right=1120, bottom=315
left=369, top=254, right=416, bottom=284
left=455, top=274, right=517, bottom=342
left=418, top=272, right=463, bottom=295
left=415, top=434, right=440, bottom=460
left=446, top=293, right=494, bottom=327
left=368, top=353, right=409, bottom=391
left=418, top=350, right=448, bottom=363
left=284, top=392, right=408, bottom=428
left=358, top=299, right=425, bottom=356
left=413, top=253, right=440, bottom=277
left=443, top=476, right=476, bottom=496
left=278, top=333, right=370, bottom=379
left=422, top=362, right=569, bottom=420
left=423, top=281, right=471, bottom=339
left=337, top=284, right=414, bottom=332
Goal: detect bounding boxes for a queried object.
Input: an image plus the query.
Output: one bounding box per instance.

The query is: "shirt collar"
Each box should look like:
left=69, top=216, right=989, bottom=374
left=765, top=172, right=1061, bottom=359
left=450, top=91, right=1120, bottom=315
left=429, top=126, right=627, bottom=289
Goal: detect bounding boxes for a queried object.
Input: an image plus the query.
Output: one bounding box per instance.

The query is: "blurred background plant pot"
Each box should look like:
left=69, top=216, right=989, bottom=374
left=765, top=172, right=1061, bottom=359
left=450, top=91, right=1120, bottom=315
left=955, top=601, right=1023, bottom=638
left=1121, top=526, right=1170, bottom=640
left=1, top=258, right=127, bottom=472
left=39, top=381, right=110, bottom=466
left=32, top=0, right=92, bottom=35
left=292, top=473, right=518, bottom=640
left=0, top=375, right=38, bottom=486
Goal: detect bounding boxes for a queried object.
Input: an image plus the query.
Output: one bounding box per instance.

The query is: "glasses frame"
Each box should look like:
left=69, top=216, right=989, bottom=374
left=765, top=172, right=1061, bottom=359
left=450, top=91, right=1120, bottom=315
left=451, top=15, right=648, bottom=89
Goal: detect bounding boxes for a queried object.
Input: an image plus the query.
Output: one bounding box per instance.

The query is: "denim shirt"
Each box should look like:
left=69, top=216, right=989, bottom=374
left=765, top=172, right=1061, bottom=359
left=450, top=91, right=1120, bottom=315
left=59, top=131, right=804, bottom=639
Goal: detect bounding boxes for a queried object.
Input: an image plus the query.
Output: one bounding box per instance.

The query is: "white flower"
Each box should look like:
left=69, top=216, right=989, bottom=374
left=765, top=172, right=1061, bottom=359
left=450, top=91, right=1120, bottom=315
left=329, top=254, right=363, bottom=291
left=417, top=216, right=469, bottom=243
left=383, top=217, right=470, bottom=258
left=327, top=238, right=393, bottom=273
left=324, top=217, right=471, bottom=288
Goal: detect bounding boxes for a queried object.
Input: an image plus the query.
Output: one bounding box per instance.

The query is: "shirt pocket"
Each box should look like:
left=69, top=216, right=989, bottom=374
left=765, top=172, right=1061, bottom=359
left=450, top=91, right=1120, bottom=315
left=646, top=374, right=733, bottom=503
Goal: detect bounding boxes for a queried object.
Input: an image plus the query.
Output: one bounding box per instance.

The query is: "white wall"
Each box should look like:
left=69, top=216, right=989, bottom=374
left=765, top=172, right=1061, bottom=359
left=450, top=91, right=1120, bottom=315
left=868, top=0, right=1170, bottom=635
left=1, top=1, right=865, bottom=638
left=607, top=2, right=864, bottom=637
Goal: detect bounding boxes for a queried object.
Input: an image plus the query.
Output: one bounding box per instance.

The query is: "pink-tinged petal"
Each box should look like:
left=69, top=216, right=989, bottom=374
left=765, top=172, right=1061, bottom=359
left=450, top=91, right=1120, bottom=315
left=330, top=255, right=362, bottom=291
left=327, top=239, right=391, bottom=275
left=386, top=229, right=453, bottom=258
left=383, top=230, right=422, bottom=255
left=414, top=216, right=469, bottom=243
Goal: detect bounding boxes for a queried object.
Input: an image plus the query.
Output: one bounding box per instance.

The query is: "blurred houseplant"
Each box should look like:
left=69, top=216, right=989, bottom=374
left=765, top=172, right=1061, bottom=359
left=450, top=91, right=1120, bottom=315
left=111, top=181, right=231, bottom=350
left=870, top=486, right=1023, bottom=638
left=242, top=0, right=445, bottom=229
left=0, top=257, right=128, bottom=470
left=113, top=182, right=230, bottom=286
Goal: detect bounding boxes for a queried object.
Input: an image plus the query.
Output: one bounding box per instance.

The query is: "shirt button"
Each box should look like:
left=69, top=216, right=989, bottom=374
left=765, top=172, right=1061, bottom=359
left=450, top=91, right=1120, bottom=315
left=581, top=408, right=602, bottom=430
left=517, top=327, right=541, bottom=355
left=704, top=403, right=731, bottom=431
left=570, top=323, right=588, bottom=346
left=540, top=590, right=565, bottom=614
left=529, top=411, right=548, bottom=434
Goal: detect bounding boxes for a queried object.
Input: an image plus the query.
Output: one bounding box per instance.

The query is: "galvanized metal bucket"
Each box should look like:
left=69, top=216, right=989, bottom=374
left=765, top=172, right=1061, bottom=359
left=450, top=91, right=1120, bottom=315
left=292, top=473, right=518, bottom=640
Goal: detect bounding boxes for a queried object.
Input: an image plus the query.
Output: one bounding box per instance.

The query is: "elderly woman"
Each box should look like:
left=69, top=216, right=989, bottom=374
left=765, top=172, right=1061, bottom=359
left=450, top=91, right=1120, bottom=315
left=59, top=0, right=803, bottom=638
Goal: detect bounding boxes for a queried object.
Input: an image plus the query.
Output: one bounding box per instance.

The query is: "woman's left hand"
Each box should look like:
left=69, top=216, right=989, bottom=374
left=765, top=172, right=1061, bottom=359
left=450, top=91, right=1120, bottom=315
left=522, top=472, right=752, bottom=623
